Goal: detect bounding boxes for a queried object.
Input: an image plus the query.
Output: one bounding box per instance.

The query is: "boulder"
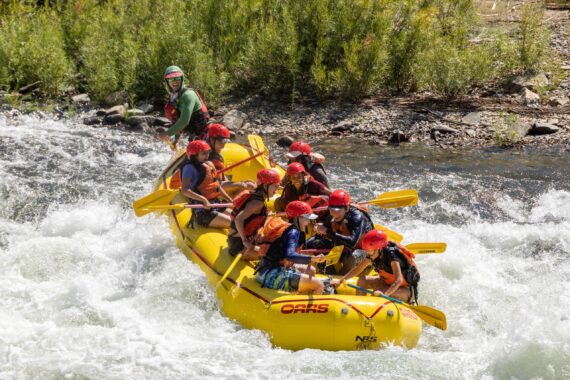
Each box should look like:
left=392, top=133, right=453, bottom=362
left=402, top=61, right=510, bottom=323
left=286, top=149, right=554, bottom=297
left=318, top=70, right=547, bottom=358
left=510, top=73, right=549, bottom=92
left=515, top=122, right=532, bottom=137
left=127, top=109, right=145, bottom=117
left=222, top=109, right=248, bottom=130
left=83, top=116, right=102, bottom=126
left=529, top=122, right=560, bottom=135
left=138, top=103, right=154, bottom=114
left=548, top=96, right=569, bottom=107
left=104, top=105, right=127, bottom=117
left=71, top=94, right=91, bottom=104
left=103, top=113, right=124, bottom=125
left=153, top=117, right=171, bottom=126
left=276, top=135, right=295, bottom=148
left=332, top=121, right=353, bottom=133
left=462, top=112, right=481, bottom=126
left=127, top=115, right=156, bottom=127
left=465, top=129, right=477, bottom=138
left=388, top=130, right=409, bottom=144
left=521, top=88, right=540, bottom=106
left=103, top=91, right=128, bottom=106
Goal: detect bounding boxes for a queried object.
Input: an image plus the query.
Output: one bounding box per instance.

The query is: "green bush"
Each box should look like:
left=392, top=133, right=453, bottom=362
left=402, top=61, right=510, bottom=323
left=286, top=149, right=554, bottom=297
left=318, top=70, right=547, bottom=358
left=493, top=113, right=523, bottom=147
left=518, top=3, right=549, bottom=73
left=0, top=5, right=73, bottom=97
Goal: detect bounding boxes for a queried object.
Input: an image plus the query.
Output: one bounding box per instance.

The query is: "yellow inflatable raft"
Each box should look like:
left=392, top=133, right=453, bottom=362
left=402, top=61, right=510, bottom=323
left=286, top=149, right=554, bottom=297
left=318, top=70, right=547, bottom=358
left=151, top=142, right=422, bottom=351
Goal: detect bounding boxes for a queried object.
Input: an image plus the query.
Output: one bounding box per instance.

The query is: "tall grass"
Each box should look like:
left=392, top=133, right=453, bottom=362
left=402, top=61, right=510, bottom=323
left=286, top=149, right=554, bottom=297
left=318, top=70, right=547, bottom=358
left=0, top=0, right=554, bottom=104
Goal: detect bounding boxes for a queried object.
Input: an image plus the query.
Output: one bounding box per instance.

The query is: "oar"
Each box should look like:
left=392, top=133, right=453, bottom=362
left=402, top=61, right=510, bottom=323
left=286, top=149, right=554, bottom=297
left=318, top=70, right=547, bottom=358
left=140, top=202, right=233, bottom=214
left=347, top=284, right=447, bottom=331
left=364, top=189, right=418, bottom=208
left=324, top=245, right=344, bottom=266
left=374, top=224, right=403, bottom=243
left=218, top=149, right=268, bottom=174
left=247, top=135, right=272, bottom=168
left=215, top=253, right=242, bottom=289
left=133, top=189, right=179, bottom=217
left=406, top=242, right=446, bottom=254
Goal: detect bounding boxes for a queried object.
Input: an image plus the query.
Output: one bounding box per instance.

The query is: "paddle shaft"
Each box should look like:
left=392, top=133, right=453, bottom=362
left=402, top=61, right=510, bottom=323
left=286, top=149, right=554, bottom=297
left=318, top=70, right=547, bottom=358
left=215, top=253, right=242, bottom=289
left=145, top=203, right=233, bottom=211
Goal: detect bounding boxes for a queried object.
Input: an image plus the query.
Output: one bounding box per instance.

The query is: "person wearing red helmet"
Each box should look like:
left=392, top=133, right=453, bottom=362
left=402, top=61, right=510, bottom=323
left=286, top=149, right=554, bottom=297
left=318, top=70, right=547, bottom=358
left=330, top=230, right=420, bottom=303
left=227, top=169, right=281, bottom=260
left=274, top=162, right=331, bottom=212
left=206, top=123, right=256, bottom=195
left=254, top=201, right=327, bottom=294
left=306, top=189, right=374, bottom=275
left=180, top=140, right=233, bottom=229
left=285, top=141, right=329, bottom=188
left=157, top=65, right=211, bottom=146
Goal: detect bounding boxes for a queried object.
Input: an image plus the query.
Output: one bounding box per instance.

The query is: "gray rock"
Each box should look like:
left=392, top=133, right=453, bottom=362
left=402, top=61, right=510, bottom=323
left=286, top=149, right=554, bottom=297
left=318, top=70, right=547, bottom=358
left=153, top=117, right=172, bottom=126
left=71, top=94, right=91, bottom=104
left=138, top=103, right=154, bottom=114
left=561, top=65, right=570, bottom=70
left=549, top=96, right=569, bottom=107
left=521, top=88, right=540, bottom=106
left=332, top=121, right=353, bottom=133
left=431, top=125, right=459, bottom=134
left=462, top=112, right=481, bottom=126
left=388, top=130, right=409, bottom=144
left=1, top=104, right=13, bottom=112
left=276, top=135, right=295, bottom=148
left=529, top=122, right=560, bottom=135
left=103, top=113, right=124, bottom=125
left=510, top=73, right=549, bottom=92
left=127, top=115, right=156, bottom=126
left=222, top=109, right=248, bottom=130
left=83, top=116, right=102, bottom=126
left=105, top=105, right=127, bottom=117
left=103, top=91, right=128, bottom=106
left=465, top=129, right=477, bottom=137
left=127, top=109, right=145, bottom=117
left=515, top=123, right=532, bottom=137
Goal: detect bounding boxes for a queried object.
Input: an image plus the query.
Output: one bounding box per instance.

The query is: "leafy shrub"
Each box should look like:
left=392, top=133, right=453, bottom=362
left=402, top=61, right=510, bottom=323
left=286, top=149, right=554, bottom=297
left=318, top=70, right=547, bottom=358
left=493, top=113, right=523, bottom=147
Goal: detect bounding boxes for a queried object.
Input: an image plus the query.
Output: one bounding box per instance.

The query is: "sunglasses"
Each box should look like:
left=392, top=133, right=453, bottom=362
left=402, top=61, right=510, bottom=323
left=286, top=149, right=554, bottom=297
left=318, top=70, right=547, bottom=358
left=167, top=77, right=182, bottom=83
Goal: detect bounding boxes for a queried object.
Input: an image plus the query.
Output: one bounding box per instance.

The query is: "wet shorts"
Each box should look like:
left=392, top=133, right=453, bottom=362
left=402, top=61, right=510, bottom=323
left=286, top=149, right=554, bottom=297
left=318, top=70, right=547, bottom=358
left=190, top=205, right=227, bottom=228
left=227, top=235, right=245, bottom=257
left=256, top=267, right=301, bottom=291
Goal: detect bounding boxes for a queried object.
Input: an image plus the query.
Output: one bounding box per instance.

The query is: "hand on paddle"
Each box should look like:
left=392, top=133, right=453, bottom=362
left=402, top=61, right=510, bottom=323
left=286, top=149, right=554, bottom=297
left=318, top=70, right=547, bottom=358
left=310, top=254, right=326, bottom=264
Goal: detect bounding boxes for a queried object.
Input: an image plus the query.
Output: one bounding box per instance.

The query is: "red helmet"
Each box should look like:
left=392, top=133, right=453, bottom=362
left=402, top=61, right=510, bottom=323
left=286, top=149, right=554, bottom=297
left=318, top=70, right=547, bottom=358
left=186, top=140, right=211, bottom=156
left=286, top=162, right=306, bottom=176
left=207, top=123, right=231, bottom=139
left=286, top=201, right=317, bottom=219
left=328, top=189, right=351, bottom=208
left=257, top=169, right=280, bottom=185
left=362, top=230, right=388, bottom=251
left=288, top=141, right=311, bottom=156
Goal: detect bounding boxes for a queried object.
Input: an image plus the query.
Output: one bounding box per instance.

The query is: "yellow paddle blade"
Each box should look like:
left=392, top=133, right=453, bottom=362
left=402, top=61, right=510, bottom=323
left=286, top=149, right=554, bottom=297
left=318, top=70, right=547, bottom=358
left=409, top=304, right=447, bottom=331
left=368, top=189, right=418, bottom=208
left=406, top=242, right=447, bottom=254
left=133, top=189, right=179, bottom=217
left=374, top=224, right=404, bottom=243
left=248, top=135, right=271, bottom=168
left=215, top=253, right=242, bottom=289
left=324, top=246, right=344, bottom=266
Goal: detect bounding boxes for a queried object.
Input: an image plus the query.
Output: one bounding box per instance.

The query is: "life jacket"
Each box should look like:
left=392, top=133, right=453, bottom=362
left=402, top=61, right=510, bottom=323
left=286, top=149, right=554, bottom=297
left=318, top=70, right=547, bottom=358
left=371, top=242, right=420, bottom=303
left=254, top=217, right=292, bottom=259
left=281, top=178, right=328, bottom=209
left=330, top=204, right=372, bottom=248
left=230, top=190, right=267, bottom=239
left=208, top=150, right=225, bottom=180
left=163, top=88, right=211, bottom=136
left=173, top=159, right=221, bottom=199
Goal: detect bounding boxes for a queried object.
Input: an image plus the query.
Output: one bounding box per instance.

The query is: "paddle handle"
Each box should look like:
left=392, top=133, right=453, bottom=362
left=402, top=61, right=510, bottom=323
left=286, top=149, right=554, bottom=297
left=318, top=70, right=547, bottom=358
left=185, top=203, right=233, bottom=209
left=299, top=249, right=330, bottom=254
left=347, top=284, right=404, bottom=305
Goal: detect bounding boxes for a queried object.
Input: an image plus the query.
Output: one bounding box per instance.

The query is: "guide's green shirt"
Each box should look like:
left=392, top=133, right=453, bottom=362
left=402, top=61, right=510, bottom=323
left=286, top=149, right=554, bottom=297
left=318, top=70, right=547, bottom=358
left=167, top=89, right=203, bottom=137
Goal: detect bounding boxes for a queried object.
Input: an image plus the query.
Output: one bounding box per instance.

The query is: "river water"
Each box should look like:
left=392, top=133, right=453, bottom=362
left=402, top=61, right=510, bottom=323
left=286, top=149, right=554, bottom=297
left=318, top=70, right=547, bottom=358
left=1, top=114, right=569, bottom=379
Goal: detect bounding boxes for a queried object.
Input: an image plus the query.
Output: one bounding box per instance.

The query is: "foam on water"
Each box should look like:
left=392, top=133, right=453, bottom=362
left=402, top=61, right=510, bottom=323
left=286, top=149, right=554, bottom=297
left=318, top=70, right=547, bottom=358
left=1, top=114, right=569, bottom=379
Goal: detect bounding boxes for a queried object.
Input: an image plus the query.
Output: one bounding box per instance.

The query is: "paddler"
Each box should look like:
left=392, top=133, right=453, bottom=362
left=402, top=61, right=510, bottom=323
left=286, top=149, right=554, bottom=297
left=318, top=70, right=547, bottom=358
left=285, top=141, right=329, bottom=188
left=181, top=140, right=233, bottom=229
left=228, top=169, right=280, bottom=261
left=255, top=201, right=327, bottom=294
left=306, top=189, right=374, bottom=275
left=157, top=65, right=211, bottom=146
left=206, top=123, right=256, bottom=196
left=274, top=162, right=331, bottom=212
left=330, top=230, right=420, bottom=303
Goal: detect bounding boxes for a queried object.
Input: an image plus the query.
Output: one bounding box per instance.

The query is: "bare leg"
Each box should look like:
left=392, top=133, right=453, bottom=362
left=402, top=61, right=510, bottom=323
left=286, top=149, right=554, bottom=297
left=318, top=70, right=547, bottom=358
left=208, top=213, right=231, bottom=229
left=241, top=248, right=260, bottom=261
left=294, top=264, right=316, bottom=276
left=297, top=274, right=324, bottom=295
left=357, top=276, right=411, bottom=302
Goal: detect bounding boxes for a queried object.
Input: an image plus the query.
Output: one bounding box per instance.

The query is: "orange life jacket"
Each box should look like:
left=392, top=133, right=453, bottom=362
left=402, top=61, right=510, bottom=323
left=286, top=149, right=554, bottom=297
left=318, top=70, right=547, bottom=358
left=230, top=190, right=267, bottom=239
left=375, top=243, right=419, bottom=287
left=209, top=151, right=225, bottom=181
left=254, top=216, right=291, bottom=258
left=195, top=161, right=222, bottom=200
left=330, top=204, right=371, bottom=248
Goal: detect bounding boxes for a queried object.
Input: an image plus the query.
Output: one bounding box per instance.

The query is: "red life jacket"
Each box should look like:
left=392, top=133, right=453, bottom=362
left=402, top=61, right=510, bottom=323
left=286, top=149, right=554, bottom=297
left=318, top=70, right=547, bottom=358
left=163, top=88, right=211, bottom=136
left=230, top=190, right=267, bottom=239
left=299, top=194, right=328, bottom=210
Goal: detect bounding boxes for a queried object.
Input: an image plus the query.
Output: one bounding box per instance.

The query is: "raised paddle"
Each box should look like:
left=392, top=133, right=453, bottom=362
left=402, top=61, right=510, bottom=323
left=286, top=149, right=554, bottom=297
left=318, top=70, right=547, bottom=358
left=218, top=149, right=269, bottom=174
left=374, top=224, right=404, bottom=243
left=406, top=242, right=447, bottom=254
left=247, top=135, right=272, bottom=168
left=347, top=284, right=447, bottom=331
left=311, top=189, right=419, bottom=213
left=133, top=189, right=179, bottom=216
